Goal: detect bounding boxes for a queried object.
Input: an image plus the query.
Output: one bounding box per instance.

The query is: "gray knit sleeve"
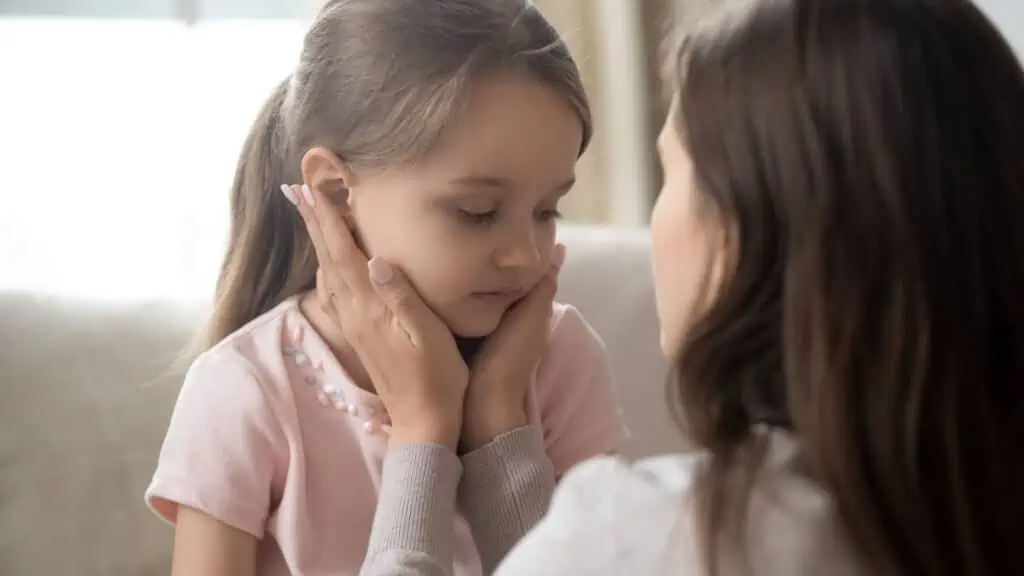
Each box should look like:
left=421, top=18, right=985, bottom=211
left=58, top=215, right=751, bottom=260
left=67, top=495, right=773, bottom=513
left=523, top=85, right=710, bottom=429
left=459, top=426, right=556, bottom=573
left=360, top=427, right=555, bottom=576
left=361, top=442, right=463, bottom=576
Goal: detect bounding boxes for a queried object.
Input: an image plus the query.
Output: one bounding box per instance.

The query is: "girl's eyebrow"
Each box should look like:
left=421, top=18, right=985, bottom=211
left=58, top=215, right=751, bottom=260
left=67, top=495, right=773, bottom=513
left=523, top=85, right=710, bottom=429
left=447, top=175, right=577, bottom=195
left=447, top=175, right=511, bottom=191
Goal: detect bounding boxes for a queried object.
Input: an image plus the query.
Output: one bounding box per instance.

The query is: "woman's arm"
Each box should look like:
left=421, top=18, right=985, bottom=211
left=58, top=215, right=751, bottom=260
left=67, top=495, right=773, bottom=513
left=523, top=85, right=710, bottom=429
left=172, top=507, right=258, bottom=576
left=361, top=443, right=464, bottom=576
left=361, top=427, right=555, bottom=576
left=458, top=427, right=556, bottom=572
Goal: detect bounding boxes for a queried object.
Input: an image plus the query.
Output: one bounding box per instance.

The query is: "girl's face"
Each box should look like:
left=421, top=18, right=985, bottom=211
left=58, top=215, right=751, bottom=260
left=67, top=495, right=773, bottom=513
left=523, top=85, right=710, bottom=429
left=348, top=74, right=583, bottom=337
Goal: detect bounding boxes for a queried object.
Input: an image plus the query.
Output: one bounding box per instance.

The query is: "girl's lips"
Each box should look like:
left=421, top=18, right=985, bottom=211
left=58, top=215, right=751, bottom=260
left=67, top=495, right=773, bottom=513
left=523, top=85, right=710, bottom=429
left=470, top=289, right=524, bottom=305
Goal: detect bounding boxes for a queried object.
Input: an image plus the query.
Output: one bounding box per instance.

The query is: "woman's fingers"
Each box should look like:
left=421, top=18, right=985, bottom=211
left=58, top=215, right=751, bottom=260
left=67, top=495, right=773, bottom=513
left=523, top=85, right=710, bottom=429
left=501, top=243, right=564, bottom=328
left=366, top=257, right=437, bottom=346
left=287, top=183, right=381, bottom=321
left=303, top=185, right=378, bottom=304
left=286, top=184, right=344, bottom=295
left=316, top=268, right=335, bottom=314
left=552, top=242, right=567, bottom=271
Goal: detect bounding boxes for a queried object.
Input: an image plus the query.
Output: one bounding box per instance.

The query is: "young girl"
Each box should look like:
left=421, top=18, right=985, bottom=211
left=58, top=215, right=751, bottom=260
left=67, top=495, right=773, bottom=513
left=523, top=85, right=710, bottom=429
left=144, top=1, right=627, bottom=574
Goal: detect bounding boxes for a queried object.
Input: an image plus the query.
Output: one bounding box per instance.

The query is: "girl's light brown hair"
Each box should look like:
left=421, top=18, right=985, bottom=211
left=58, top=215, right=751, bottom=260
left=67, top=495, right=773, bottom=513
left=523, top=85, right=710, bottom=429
left=199, top=0, right=592, bottom=351
left=668, top=0, right=1024, bottom=574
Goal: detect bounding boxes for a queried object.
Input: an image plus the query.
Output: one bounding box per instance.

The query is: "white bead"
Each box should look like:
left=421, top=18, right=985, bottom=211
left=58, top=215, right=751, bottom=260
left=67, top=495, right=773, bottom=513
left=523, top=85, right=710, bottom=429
left=347, top=405, right=360, bottom=417
left=294, top=353, right=309, bottom=365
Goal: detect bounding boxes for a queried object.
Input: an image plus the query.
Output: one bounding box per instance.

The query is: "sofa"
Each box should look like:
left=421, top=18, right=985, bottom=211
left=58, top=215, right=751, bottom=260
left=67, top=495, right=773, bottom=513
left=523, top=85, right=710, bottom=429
left=0, top=224, right=681, bottom=575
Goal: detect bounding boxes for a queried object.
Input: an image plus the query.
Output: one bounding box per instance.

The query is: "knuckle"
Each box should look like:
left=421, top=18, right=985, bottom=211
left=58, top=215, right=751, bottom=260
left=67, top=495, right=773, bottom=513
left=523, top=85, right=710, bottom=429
left=389, top=289, right=410, bottom=309
left=366, top=302, right=389, bottom=326
left=348, top=318, right=373, bottom=343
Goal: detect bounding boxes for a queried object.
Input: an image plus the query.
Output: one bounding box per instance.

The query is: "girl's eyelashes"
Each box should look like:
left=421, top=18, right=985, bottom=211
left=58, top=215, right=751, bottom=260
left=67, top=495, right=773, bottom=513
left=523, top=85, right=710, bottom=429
left=538, top=208, right=563, bottom=221
left=453, top=205, right=563, bottom=226
left=457, top=209, right=499, bottom=225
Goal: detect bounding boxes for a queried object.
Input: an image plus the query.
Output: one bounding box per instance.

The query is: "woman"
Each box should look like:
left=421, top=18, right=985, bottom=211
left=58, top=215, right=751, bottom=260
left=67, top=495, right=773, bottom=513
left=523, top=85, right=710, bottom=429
left=298, top=0, right=1024, bottom=574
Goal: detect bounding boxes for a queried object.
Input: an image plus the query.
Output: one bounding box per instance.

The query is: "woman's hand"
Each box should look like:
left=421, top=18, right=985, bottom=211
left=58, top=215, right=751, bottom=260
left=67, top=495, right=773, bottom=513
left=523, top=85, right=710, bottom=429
left=460, top=245, right=566, bottom=452
left=287, top=184, right=469, bottom=451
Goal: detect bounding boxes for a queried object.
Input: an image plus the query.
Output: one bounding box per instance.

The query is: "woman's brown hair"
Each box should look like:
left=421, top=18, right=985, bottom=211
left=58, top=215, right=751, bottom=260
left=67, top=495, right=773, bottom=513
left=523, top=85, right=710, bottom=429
left=669, top=0, right=1024, bottom=574
left=198, top=0, right=591, bottom=351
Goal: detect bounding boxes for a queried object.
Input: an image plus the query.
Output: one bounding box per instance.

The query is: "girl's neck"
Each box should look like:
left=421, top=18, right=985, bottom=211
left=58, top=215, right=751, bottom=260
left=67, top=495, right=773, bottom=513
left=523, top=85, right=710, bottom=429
left=297, top=292, right=487, bottom=395
left=297, top=293, right=377, bottom=395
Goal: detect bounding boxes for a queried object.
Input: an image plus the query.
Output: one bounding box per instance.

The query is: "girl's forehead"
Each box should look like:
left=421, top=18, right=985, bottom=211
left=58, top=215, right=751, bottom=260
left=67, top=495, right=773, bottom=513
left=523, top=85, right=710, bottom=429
left=394, top=77, right=581, bottom=193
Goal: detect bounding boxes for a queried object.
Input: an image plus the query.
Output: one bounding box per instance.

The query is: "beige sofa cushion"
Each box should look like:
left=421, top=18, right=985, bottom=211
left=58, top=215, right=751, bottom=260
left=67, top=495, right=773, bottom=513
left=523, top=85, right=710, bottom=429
left=0, top=298, right=193, bottom=575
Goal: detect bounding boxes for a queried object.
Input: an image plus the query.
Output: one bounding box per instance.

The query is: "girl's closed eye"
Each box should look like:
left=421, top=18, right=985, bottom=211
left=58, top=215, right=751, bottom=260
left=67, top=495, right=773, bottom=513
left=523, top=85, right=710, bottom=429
left=457, top=205, right=562, bottom=226
left=457, top=207, right=499, bottom=225
left=537, top=206, right=563, bottom=221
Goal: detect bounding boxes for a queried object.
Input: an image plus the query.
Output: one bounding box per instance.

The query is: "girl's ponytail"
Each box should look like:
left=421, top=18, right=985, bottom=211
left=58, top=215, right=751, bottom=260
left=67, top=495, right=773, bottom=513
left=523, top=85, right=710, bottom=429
left=194, top=77, right=317, bottom=353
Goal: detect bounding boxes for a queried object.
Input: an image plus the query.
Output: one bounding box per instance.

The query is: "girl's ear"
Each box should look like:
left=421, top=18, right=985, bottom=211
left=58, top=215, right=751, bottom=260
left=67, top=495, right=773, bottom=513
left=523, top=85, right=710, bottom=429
left=299, top=147, right=358, bottom=233
left=300, top=146, right=355, bottom=207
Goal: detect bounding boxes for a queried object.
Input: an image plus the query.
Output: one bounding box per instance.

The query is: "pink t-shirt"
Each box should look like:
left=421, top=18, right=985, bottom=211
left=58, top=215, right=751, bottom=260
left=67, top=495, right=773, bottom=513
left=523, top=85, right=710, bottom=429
left=145, top=296, right=628, bottom=575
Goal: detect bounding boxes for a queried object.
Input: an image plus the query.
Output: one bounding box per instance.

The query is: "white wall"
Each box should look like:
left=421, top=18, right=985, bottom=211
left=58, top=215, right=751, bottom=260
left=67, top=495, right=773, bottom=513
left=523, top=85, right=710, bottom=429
left=976, top=0, right=1024, bottom=58
left=0, top=20, right=306, bottom=300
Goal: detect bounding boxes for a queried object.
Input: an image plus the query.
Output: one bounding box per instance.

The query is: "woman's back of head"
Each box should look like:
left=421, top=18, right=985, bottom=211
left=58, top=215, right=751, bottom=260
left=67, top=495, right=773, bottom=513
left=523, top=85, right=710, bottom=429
left=667, top=0, right=1024, bottom=574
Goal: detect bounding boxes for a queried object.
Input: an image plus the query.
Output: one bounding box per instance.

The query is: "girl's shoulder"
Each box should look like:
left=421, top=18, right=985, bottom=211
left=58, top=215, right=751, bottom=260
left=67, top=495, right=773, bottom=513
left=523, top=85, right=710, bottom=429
left=532, top=303, right=629, bottom=473
left=541, top=302, right=607, bottom=371
left=202, top=296, right=305, bottom=364
left=531, top=301, right=611, bottom=406
left=182, top=296, right=317, bottom=413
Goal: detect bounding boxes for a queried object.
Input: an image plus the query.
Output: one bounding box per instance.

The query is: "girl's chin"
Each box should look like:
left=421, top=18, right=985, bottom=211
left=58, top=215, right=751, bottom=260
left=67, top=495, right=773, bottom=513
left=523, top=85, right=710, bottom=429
left=445, top=313, right=502, bottom=340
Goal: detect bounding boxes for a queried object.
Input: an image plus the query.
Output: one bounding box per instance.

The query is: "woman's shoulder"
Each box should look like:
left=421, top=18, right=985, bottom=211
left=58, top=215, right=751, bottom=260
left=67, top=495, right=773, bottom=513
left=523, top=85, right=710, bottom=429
left=497, top=452, right=703, bottom=575
left=553, top=452, right=701, bottom=520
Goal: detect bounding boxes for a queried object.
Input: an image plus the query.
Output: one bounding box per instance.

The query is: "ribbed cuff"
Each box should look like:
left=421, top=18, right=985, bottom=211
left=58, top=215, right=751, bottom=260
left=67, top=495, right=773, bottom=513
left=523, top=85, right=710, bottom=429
left=459, top=426, right=556, bottom=573
left=364, top=443, right=463, bottom=573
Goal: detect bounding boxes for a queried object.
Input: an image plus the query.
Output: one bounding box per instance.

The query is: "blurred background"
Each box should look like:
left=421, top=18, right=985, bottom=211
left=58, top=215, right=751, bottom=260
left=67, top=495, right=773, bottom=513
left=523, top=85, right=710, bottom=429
left=0, top=0, right=1021, bottom=302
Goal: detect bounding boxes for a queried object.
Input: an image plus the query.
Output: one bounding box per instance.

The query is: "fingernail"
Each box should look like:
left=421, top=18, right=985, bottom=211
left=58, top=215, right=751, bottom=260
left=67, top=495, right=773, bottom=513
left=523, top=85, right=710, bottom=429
left=553, top=243, right=567, bottom=270
left=280, top=184, right=298, bottom=206
left=368, top=257, right=393, bottom=284
left=301, top=184, right=315, bottom=206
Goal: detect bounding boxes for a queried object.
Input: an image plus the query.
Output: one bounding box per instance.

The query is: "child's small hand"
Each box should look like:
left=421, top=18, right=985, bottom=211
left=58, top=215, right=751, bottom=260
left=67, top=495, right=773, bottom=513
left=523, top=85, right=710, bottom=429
left=287, top=184, right=469, bottom=452
left=460, top=244, right=566, bottom=453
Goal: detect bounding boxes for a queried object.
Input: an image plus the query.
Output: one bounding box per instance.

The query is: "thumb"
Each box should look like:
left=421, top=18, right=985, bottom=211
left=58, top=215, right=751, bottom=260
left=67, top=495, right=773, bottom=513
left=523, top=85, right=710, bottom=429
left=515, top=242, right=565, bottom=320
left=367, top=257, right=433, bottom=334
left=502, top=262, right=561, bottom=331
left=517, top=272, right=559, bottom=323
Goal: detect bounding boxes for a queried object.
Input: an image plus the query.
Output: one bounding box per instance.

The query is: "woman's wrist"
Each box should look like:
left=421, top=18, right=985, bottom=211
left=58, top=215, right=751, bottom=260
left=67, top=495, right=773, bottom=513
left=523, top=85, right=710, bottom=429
left=459, top=402, right=529, bottom=454
left=389, top=417, right=462, bottom=453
